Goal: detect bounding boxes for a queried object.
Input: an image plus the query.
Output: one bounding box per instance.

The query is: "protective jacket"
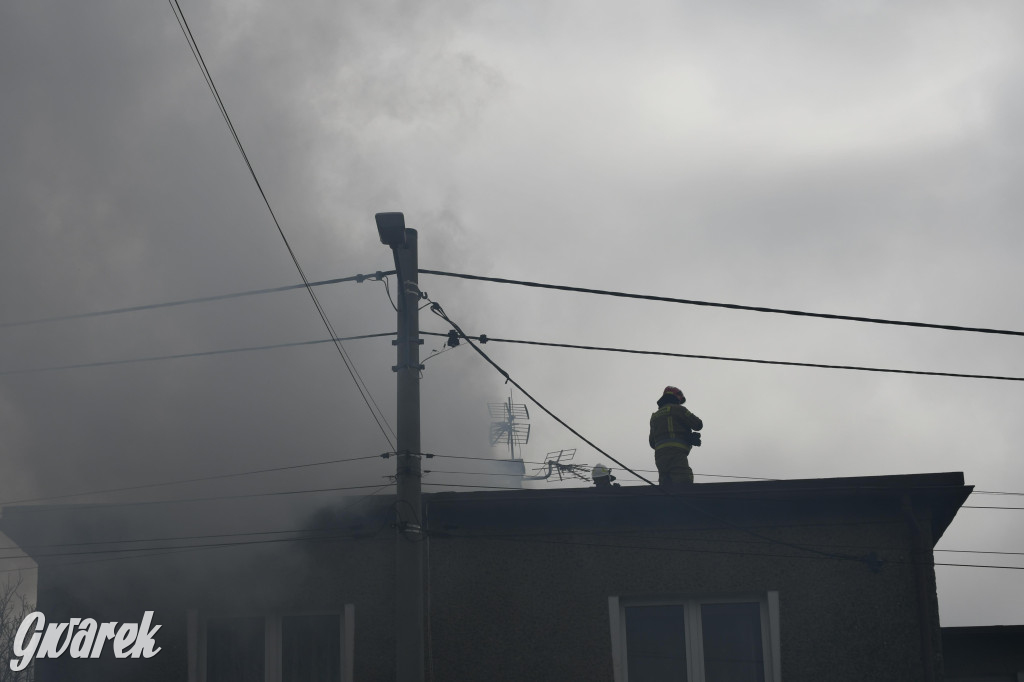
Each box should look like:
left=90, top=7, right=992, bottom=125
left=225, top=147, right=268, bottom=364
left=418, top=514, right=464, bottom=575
left=649, top=404, right=703, bottom=453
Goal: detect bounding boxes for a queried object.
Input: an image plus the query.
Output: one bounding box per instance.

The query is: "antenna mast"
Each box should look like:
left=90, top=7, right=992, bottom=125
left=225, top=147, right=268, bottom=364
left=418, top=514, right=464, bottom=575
left=488, top=393, right=530, bottom=459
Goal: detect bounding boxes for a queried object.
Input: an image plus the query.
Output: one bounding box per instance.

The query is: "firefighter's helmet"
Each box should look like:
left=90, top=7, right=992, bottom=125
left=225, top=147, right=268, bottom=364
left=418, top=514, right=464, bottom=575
left=662, top=386, right=685, bottom=404
left=592, top=464, right=611, bottom=480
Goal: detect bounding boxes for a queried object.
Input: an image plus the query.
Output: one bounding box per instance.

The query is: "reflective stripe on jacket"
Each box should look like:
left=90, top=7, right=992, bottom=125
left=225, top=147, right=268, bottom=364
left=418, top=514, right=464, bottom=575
left=649, top=404, right=703, bottom=450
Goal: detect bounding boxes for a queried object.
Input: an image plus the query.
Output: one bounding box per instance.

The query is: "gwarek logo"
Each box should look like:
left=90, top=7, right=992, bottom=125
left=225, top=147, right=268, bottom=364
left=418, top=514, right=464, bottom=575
left=9, top=611, right=161, bottom=671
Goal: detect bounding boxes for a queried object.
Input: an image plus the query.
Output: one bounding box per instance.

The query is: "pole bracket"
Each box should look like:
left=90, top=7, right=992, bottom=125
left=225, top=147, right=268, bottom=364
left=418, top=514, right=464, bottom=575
left=392, top=363, right=426, bottom=372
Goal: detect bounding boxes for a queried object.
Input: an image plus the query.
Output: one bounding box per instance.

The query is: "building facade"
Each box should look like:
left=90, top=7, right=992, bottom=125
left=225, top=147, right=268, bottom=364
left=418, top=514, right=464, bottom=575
left=1, top=472, right=970, bottom=681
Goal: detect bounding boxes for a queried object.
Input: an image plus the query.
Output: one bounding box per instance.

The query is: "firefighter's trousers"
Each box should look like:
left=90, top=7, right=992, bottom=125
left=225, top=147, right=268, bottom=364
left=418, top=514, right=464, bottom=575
left=655, top=446, right=694, bottom=485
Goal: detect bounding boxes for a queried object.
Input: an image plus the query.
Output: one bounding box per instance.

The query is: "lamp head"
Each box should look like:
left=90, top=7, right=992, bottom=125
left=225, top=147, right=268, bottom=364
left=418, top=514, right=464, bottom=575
left=375, top=212, right=407, bottom=248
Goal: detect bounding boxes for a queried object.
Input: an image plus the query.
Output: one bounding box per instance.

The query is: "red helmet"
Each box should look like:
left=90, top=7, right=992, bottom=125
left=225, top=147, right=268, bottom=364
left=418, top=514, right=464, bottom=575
left=662, top=386, right=685, bottom=403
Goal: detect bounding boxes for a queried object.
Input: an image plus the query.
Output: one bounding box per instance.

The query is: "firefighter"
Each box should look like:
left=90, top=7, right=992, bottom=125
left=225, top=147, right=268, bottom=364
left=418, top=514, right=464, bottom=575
left=592, top=463, right=617, bottom=488
left=649, top=386, right=703, bottom=485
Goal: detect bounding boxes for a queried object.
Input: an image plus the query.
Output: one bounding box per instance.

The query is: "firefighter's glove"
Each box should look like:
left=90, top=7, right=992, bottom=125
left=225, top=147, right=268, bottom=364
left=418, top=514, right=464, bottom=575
left=689, top=432, right=702, bottom=447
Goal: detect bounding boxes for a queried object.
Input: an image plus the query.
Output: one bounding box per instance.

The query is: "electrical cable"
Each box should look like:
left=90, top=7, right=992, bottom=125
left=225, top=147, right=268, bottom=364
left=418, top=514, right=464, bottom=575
left=961, top=505, right=1024, bottom=510
left=14, top=327, right=1021, bottom=384
left=4, top=482, right=396, bottom=514
left=0, top=495, right=1017, bottom=566
left=0, top=522, right=394, bottom=562
left=426, top=301, right=656, bottom=485
left=9, top=266, right=1023, bottom=342
left=430, top=531, right=1024, bottom=571
left=420, top=332, right=1024, bottom=383
left=0, top=516, right=921, bottom=553
left=421, top=482, right=532, bottom=491
left=0, top=485, right=397, bottom=573
left=3, top=484, right=1020, bottom=572
left=423, top=297, right=954, bottom=569
left=423, top=469, right=1021, bottom=501
left=427, top=454, right=778, bottom=482
left=0, top=272, right=394, bottom=329
left=0, top=332, right=396, bottom=377
left=5, top=504, right=1022, bottom=556
left=424, top=456, right=1023, bottom=497
left=422, top=468, right=550, bottom=479
left=167, top=0, right=395, bottom=448
left=428, top=525, right=1024, bottom=558
left=380, top=276, right=399, bottom=312
left=0, top=526, right=368, bottom=558
left=432, top=526, right=1010, bottom=560
left=420, top=343, right=460, bottom=366
left=9, top=310, right=1023, bottom=386
left=2, top=533, right=1018, bottom=572
left=21, top=453, right=994, bottom=519
left=423, top=467, right=1024, bottom=501
left=4, top=519, right=1024, bottom=558
left=0, top=454, right=386, bottom=507
left=419, top=270, right=1024, bottom=338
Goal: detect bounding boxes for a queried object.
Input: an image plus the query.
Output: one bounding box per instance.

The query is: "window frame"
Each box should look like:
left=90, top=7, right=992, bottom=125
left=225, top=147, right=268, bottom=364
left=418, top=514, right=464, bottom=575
left=187, top=605, right=355, bottom=682
left=608, top=592, right=780, bottom=682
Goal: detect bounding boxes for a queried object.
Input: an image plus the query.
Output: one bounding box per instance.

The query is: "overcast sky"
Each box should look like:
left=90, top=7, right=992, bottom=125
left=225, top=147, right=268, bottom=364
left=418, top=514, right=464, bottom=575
left=1, top=0, right=1022, bottom=626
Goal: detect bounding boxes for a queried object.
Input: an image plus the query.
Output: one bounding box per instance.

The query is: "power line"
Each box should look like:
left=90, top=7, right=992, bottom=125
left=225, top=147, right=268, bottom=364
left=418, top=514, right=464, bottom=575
left=425, top=456, right=1024, bottom=498
left=4, top=517, right=1023, bottom=561
left=19, top=454, right=1002, bottom=525
left=421, top=482, right=532, bottom=491
left=423, top=465, right=1024, bottom=501
left=0, top=523, right=394, bottom=561
left=0, top=512, right=916, bottom=553
left=0, top=477, right=1017, bottom=558
left=0, top=453, right=386, bottom=507
left=11, top=267, right=1024, bottom=345
left=4, top=482, right=395, bottom=514
left=0, top=526, right=368, bottom=558
left=5, top=525, right=1020, bottom=571
left=424, top=299, right=1009, bottom=569
left=426, top=301, right=654, bottom=486
left=9, top=264, right=1024, bottom=342
left=420, top=332, right=1024, bottom=383
left=166, top=0, right=395, bottom=448
left=0, top=483, right=396, bottom=574
left=419, top=270, right=1024, bottom=338
left=432, top=531, right=1024, bottom=572
left=427, top=454, right=779, bottom=482
left=0, top=272, right=394, bottom=329
left=9, top=327, right=1022, bottom=384
left=432, top=525, right=1024, bottom=558
left=961, top=505, right=1024, bottom=511
left=0, top=332, right=395, bottom=377
left=1, top=475, right=1018, bottom=572
left=4, top=528, right=1018, bottom=574
left=424, top=298, right=886, bottom=568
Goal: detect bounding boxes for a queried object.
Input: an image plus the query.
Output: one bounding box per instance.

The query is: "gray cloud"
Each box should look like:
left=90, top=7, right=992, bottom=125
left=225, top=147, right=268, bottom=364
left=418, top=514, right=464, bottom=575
left=2, top=0, right=1022, bottom=626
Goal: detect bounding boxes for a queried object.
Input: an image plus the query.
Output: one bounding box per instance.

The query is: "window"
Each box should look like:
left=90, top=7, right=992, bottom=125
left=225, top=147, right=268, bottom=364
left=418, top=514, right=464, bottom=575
left=608, top=593, right=780, bottom=682
left=205, top=616, right=264, bottom=682
left=187, top=606, right=354, bottom=682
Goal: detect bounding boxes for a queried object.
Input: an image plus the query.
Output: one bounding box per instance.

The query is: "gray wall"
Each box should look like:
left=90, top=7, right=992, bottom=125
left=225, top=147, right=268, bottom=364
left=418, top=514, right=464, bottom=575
left=24, top=488, right=948, bottom=682
left=426, top=513, right=927, bottom=681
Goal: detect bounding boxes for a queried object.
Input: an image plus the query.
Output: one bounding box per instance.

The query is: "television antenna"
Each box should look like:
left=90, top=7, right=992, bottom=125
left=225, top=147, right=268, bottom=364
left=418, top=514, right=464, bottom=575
left=488, top=393, right=530, bottom=460
left=524, top=449, right=591, bottom=482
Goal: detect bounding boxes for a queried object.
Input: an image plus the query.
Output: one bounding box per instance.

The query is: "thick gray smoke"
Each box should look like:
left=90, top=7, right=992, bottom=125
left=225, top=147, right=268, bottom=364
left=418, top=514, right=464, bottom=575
left=2, top=0, right=1023, bottom=625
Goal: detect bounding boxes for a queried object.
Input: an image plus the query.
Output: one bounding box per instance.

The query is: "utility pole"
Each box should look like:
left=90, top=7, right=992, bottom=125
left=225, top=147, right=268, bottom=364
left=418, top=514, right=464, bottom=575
left=376, top=212, right=424, bottom=682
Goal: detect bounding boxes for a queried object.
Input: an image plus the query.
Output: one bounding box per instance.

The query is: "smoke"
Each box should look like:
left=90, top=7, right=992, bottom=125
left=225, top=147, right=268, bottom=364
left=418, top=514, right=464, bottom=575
left=2, top=0, right=1023, bottom=626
